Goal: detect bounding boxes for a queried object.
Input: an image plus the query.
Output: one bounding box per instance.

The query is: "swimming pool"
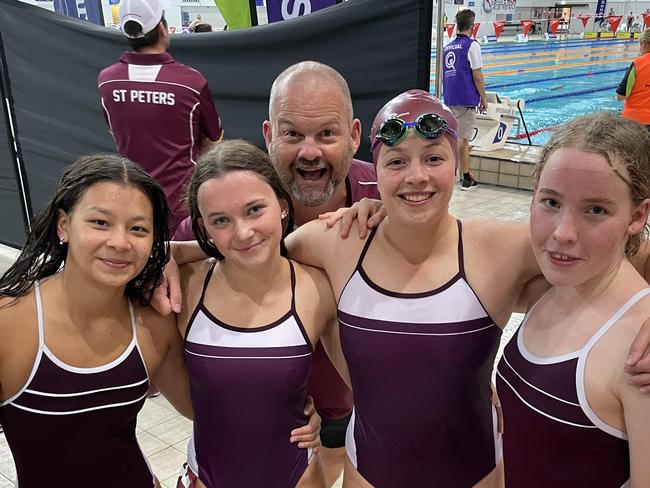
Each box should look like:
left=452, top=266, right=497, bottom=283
left=432, top=38, right=639, bottom=145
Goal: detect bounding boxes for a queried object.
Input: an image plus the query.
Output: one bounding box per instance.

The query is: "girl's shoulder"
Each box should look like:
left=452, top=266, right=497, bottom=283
left=291, top=218, right=368, bottom=252
left=291, top=260, right=331, bottom=293
left=135, top=302, right=177, bottom=334
left=610, top=291, right=650, bottom=346
left=0, top=291, right=37, bottom=334
left=180, top=258, right=217, bottom=293
left=177, top=258, right=216, bottom=333
left=0, top=291, right=40, bottom=386
left=290, top=260, right=337, bottom=316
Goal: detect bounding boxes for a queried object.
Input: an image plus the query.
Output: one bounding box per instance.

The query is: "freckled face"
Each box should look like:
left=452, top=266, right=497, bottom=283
left=530, top=148, right=643, bottom=288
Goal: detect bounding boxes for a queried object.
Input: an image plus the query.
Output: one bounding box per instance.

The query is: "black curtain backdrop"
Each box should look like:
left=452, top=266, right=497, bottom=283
left=0, top=0, right=432, bottom=247
left=0, top=30, right=29, bottom=248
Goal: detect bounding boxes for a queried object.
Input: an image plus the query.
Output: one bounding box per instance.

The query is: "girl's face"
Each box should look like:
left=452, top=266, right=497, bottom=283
left=57, top=182, right=155, bottom=289
left=198, top=170, right=287, bottom=267
left=530, top=147, right=649, bottom=289
left=375, top=132, right=456, bottom=227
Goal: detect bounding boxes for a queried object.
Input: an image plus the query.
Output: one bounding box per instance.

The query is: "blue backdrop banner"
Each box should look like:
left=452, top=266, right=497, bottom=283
left=53, top=0, right=104, bottom=25
left=266, top=0, right=336, bottom=23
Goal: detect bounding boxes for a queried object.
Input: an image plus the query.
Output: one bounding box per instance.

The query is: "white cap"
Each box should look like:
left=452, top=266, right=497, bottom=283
left=119, top=0, right=171, bottom=38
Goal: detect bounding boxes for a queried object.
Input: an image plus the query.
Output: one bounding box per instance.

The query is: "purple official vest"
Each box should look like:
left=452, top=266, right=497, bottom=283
left=443, top=34, right=481, bottom=107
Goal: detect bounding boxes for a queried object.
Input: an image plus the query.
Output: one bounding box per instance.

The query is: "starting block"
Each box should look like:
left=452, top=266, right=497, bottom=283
left=470, top=92, right=525, bottom=152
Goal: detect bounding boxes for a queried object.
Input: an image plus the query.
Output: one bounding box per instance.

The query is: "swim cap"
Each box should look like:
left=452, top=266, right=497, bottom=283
left=370, top=89, right=458, bottom=164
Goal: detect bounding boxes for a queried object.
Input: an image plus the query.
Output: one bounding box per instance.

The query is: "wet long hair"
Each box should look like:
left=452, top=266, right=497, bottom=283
left=0, top=154, right=170, bottom=304
left=535, top=112, right=650, bottom=256
left=187, top=139, right=295, bottom=260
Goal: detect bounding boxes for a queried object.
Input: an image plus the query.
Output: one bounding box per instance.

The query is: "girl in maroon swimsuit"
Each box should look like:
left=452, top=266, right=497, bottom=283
left=497, top=113, right=650, bottom=487
left=0, top=154, right=189, bottom=488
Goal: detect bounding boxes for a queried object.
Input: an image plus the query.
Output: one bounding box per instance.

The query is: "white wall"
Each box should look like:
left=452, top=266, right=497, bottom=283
left=18, top=0, right=54, bottom=11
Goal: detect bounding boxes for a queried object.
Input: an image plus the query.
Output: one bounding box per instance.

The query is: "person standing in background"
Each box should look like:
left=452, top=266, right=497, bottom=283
left=443, top=8, right=488, bottom=191
left=617, top=29, right=650, bottom=131
left=188, top=14, right=202, bottom=32
left=98, top=0, right=223, bottom=234
left=193, top=23, right=212, bottom=33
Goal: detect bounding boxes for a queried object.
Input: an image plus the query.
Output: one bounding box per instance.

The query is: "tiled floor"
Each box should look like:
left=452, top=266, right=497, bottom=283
left=0, top=182, right=533, bottom=487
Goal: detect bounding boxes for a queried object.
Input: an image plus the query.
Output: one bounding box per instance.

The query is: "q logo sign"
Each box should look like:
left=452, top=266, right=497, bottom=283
left=282, top=0, right=312, bottom=19
left=445, top=51, right=456, bottom=70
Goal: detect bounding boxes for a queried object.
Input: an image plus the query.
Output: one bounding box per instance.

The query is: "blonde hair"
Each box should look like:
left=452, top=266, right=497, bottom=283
left=640, top=28, right=650, bottom=45
left=534, top=112, right=650, bottom=256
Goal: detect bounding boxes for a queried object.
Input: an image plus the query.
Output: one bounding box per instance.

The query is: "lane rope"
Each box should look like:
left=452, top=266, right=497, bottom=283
left=525, top=84, right=618, bottom=103
left=509, top=125, right=559, bottom=140
left=486, top=68, right=624, bottom=89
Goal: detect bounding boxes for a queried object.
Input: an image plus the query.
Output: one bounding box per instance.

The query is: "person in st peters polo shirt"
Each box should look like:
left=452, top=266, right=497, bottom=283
left=98, top=0, right=223, bottom=233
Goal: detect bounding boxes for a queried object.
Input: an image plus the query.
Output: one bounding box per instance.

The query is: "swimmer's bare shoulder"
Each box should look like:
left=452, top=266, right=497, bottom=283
left=0, top=292, right=40, bottom=401
left=287, top=218, right=367, bottom=280
left=462, top=218, right=539, bottom=281
left=291, top=261, right=337, bottom=337
left=459, top=218, right=547, bottom=322
left=177, top=258, right=215, bottom=335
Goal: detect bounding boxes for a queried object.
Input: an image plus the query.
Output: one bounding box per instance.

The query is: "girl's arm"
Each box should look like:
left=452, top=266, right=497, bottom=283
left=319, top=197, right=385, bottom=239
left=171, top=241, right=207, bottom=266
left=307, top=266, right=351, bottom=389
left=620, top=369, right=650, bottom=485
left=321, top=314, right=352, bottom=390
left=290, top=397, right=322, bottom=450
left=150, top=242, right=207, bottom=316
left=142, top=307, right=193, bottom=419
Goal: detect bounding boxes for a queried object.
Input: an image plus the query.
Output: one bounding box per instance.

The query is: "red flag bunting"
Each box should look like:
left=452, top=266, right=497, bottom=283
left=577, top=15, right=590, bottom=29
left=607, top=15, right=623, bottom=33
left=520, top=20, right=533, bottom=36
left=643, top=13, right=650, bottom=29
left=493, top=21, right=505, bottom=39
left=548, top=19, right=561, bottom=34
left=471, top=22, right=481, bottom=39
left=445, top=23, right=455, bottom=38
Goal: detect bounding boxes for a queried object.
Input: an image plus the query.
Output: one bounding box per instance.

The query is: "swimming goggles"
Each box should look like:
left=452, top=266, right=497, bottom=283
left=371, top=113, right=458, bottom=152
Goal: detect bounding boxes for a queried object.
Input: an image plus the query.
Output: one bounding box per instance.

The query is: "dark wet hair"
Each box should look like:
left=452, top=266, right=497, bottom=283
left=535, top=112, right=650, bottom=256
left=126, top=16, right=167, bottom=51
left=456, top=9, right=476, bottom=32
left=0, top=154, right=169, bottom=304
left=187, top=139, right=295, bottom=260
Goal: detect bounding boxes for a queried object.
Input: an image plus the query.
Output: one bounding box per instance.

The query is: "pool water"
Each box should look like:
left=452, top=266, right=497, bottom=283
left=432, top=38, right=639, bottom=145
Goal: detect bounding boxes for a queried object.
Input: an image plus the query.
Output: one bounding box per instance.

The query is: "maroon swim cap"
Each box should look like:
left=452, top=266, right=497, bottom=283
left=370, top=89, right=459, bottom=164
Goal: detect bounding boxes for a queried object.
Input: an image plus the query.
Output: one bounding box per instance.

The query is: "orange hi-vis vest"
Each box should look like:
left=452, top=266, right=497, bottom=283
left=623, top=52, right=650, bottom=125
